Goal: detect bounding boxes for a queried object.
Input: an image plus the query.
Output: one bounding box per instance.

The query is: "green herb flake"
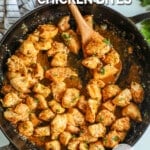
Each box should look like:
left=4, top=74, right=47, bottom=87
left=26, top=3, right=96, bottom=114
left=61, top=33, right=71, bottom=43
left=99, top=67, right=105, bottom=75
left=34, top=98, right=39, bottom=103
left=84, top=142, right=89, bottom=149
left=103, top=38, right=111, bottom=45
left=99, top=116, right=104, bottom=122
left=112, top=135, right=119, bottom=141
left=56, top=108, right=61, bottom=113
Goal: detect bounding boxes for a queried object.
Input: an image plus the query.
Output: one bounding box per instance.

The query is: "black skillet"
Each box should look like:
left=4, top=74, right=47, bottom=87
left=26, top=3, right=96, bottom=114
left=0, top=3, right=150, bottom=150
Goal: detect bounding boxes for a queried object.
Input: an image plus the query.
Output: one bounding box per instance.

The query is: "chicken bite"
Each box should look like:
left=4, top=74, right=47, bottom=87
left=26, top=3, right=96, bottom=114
left=45, top=140, right=61, bottom=150
left=88, top=123, right=106, bottom=138
left=33, top=83, right=51, bottom=98
left=51, top=82, right=66, bottom=101
left=111, top=117, right=130, bottom=132
left=112, top=88, right=132, bottom=107
left=122, top=102, right=142, bottom=122
left=58, top=16, right=70, bottom=32
left=102, top=84, right=121, bottom=101
left=1, top=92, right=22, bottom=107
left=130, top=81, right=144, bottom=103
left=61, top=29, right=81, bottom=54
left=49, top=100, right=65, bottom=114
left=59, top=131, right=72, bottom=146
left=89, top=141, right=105, bottom=150
left=96, top=109, right=116, bottom=126
left=82, top=56, right=100, bottom=69
left=51, top=52, right=68, bottom=67
left=18, top=121, right=34, bottom=137
left=45, top=67, right=77, bottom=83
left=62, top=88, right=80, bottom=108
left=51, top=114, right=67, bottom=139
left=39, top=109, right=55, bottom=121
left=85, top=99, right=100, bottom=123
left=34, top=126, right=50, bottom=137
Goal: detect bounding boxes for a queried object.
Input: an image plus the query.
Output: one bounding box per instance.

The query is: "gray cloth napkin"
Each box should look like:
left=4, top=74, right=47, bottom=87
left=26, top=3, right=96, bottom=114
left=0, top=0, right=38, bottom=40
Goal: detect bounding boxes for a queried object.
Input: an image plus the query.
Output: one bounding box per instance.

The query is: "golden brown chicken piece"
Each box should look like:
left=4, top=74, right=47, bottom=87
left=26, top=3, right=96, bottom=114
left=122, top=102, right=142, bottom=122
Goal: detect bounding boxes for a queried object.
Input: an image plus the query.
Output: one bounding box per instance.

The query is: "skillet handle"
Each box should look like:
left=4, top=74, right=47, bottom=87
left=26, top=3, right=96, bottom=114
left=129, top=12, right=150, bottom=23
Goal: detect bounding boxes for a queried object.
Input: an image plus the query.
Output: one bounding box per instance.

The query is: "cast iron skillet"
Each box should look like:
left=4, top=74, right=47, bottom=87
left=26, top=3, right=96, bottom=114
left=0, top=4, right=150, bottom=150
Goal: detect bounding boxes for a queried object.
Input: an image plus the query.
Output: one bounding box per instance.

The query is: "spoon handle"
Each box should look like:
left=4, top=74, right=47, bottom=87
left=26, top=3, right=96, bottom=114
left=68, top=3, right=93, bottom=45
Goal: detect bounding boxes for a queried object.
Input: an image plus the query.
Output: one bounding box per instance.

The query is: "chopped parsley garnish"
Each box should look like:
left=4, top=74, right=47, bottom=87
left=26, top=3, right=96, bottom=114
left=103, top=38, right=111, bottom=46
left=112, top=135, right=119, bottom=141
left=61, top=32, right=71, bottom=44
left=99, top=116, right=104, bottom=122
left=34, top=98, right=39, bottom=103
left=99, top=67, right=105, bottom=75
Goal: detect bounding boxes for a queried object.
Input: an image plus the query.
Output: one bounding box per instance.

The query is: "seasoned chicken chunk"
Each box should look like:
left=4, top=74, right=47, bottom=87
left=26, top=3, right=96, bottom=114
left=58, top=16, right=70, bottom=32
left=62, top=88, right=80, bottom=108
left=7, top=55, right=27, bottom=77
left=96, top=109, right=116, bottom=126
left=29, top=113, right=41, bottom=127
left=34, top=126, right=50, bottom=137
left=19, top=40, right=38, bottom=57
left=89, top=141, right=105, bottom=150
left=33, top=83, right=51, bottom=98
left=78, top=126, right=98, bottom=143
left=85, top=99, right=99, bottom=123
left=112, top=88, right=132, bottom=107
left=39, top=109, right=55, bottom=121
left=51, top=82, right=66, bottom=101
left=93, top=64, right=118, bottom=84
left=79, top=142, right=89, bottom=150
left=82, top=56, right=100, bottom=69
left=34, top=94, right=48, bottom=109
left=47, top=41, right=68, bottom=57
left=86, top=82, right=102, bottom=100
left=131, top=81, right=144, bottom=103
left=102, top=84, right=121, bottom=101
left=111, top=117, right=130, bottom=132
left=2, top=92, right=22, bottom=107
left=88, top=123, right=106, bottom=138
left=103, top=130, right=121, bottom=148
left=10, top=75, right=36, bottom=93
left=45, top=67, right=77, bottom=83
left=84, top=37, right=111, bottom=58
left=14, top=103, right=30, bottom=115
left=34, top=39, right=52, bottom=51
left=38, top=24, right=58, bottom=39
left=122, top=102, right=142, bottom=122
left=68, top=108, right=85, bottom=126
left=49, top=100, right=65, bottom=114
left=102, top=100, right=116, bottom=112
left=18, top=121, right=34, bottom=137
left=59, top=131, right=72, bottom=146
left=26, top=96, right=38, bottom=110
left=102, top=49, right=120, bottom=66
left=61, top=30, right=81, bottom=54
left=4, top=110, right=22, bottom=124
left=45, top=140, right=61, bottom=150
left=51, top=114, right=67, bottom=139
left=51, top=52, right=68, bottom=67
left=67, top=139, right=80, bottom=150
left=31, top=63, right=44, bottom=80
left=77, top=95, right=87, bottom=113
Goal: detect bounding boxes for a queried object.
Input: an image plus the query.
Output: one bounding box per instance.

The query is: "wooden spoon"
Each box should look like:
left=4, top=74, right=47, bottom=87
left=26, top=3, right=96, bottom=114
left=68, top=3, right=122, bottom=83
left=68, top=3, right=103, bottom=47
